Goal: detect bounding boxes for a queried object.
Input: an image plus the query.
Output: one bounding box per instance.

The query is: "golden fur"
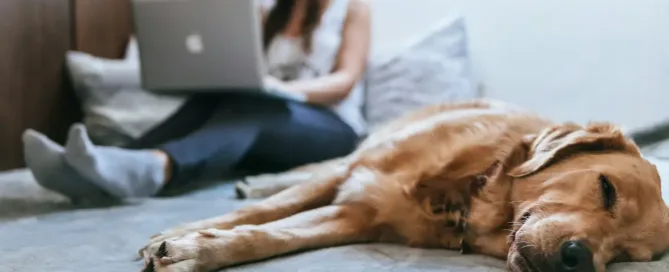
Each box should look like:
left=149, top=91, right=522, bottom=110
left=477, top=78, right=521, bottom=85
left=139, top=99, right=669, bottom=272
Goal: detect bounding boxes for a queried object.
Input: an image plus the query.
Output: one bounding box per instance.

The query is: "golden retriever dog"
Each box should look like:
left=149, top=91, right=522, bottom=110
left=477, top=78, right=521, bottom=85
left=139, top=99, right=669, bottom=272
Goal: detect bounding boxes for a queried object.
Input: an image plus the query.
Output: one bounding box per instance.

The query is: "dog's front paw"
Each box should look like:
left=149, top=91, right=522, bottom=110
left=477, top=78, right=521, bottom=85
left=142, top=225, right=214, bottom=258
left=149, top=225, right=198, bottom=242
left=142, top=257, right=199, bottom=272
left=140, top=229, right=230, bottom=272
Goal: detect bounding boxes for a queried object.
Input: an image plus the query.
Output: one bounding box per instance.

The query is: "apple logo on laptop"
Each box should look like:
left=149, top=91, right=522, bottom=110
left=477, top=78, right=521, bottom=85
left=185, top=32, right=204, bottom=54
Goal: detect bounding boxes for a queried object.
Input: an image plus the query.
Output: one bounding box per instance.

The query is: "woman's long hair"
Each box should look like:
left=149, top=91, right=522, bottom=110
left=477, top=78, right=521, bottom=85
left=262, top=0, right=323, bottom=53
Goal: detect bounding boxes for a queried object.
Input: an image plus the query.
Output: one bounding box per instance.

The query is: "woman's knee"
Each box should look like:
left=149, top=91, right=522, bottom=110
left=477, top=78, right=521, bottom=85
left=257, top=125, right=355, bottom=160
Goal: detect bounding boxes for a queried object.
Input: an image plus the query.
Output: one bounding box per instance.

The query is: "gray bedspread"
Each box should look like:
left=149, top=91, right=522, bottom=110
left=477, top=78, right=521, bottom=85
left=2, top=142, right=669, bottom=272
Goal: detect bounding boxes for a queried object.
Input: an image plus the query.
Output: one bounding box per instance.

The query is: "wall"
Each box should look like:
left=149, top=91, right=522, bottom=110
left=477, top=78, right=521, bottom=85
left=74, top=0, right=133, bottom=59
left=371, top=0, right=669, bottom=132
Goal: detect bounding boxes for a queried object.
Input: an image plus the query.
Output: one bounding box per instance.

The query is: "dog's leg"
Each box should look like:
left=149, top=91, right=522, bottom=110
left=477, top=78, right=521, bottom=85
left=234, top=171, right=313, bottom=199
left=467, top=162, right=514, bottom=233
left=462, top=163, right=514, bottom=259
left=141, top=204, right=375, bottom=272
left=144, top=168, right=348, bottom=255
left=235, top=157, right=350, bottom=199
left=462, top=229, right=511, bottom=259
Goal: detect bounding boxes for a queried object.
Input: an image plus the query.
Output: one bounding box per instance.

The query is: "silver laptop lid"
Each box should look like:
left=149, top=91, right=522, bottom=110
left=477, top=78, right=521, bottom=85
left=132, top=0, right=266, bottom=91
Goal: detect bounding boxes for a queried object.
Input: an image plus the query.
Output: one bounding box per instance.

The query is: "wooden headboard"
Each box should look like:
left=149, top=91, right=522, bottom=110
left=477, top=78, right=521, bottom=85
left=74, top=0, right=133, bottom=59
left=0, top=0, right=133, bottom=170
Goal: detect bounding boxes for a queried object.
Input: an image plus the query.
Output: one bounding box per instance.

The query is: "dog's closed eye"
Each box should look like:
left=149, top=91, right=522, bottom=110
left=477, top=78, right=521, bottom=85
left=599, top=174, right=616, bottom=211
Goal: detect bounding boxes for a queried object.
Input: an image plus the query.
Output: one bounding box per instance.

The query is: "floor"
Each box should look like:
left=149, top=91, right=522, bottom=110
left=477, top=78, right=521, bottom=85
left=1, top=140, right=669, bottom=272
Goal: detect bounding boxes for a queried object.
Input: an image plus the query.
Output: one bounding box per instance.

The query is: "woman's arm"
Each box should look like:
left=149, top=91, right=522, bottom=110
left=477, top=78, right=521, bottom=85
left=284, top=0, right=371, bottom=105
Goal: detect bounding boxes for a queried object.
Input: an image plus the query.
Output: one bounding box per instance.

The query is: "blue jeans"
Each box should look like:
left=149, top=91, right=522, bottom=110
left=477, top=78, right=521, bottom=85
left=128, top=93, right=358, bottom=188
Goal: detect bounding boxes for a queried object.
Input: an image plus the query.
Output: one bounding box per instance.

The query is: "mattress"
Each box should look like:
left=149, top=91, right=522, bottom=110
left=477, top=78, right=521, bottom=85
left=2, top=144, right=669, bottom=271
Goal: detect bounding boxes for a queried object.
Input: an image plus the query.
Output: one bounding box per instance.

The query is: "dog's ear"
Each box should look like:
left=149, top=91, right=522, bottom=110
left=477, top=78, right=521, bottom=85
left=508, top=122, right=641, bottom=177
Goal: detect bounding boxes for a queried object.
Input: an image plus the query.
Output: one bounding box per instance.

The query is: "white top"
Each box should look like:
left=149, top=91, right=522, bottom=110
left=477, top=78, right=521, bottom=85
left=262, top=0, right=367, bottom=135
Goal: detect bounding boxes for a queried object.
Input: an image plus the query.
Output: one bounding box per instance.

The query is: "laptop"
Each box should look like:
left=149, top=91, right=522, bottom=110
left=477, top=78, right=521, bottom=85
left=131, top=0, right=306, bottom=102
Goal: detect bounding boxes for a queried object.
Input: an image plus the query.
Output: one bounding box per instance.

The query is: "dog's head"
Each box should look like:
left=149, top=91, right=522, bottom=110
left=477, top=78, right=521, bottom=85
left=506, top=122, right=669, bottom=272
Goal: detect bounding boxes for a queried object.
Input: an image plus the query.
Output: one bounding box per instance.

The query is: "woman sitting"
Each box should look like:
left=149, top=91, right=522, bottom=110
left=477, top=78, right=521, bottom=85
left=22, top=0, right=371, bottom=201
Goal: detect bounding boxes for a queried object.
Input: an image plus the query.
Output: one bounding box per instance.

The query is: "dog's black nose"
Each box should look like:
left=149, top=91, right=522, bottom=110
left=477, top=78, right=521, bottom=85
left=556, top=241, right=595, bottom=272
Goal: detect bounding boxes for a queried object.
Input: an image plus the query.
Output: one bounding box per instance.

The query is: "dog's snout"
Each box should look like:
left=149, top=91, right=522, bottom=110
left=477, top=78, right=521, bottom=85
left=555, top=241, right=595, bottom=272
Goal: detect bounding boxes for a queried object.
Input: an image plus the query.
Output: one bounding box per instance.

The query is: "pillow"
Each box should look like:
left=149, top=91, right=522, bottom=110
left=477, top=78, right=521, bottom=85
left=364, top=15, right=481, bottom=130
left=66, top=37, right=187, bottom=146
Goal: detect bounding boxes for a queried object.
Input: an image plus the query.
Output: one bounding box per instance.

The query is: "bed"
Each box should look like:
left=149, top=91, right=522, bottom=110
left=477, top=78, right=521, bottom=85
left=2, top=0, right=669, bottom=271
left=1, top=153, right=669, bottom=272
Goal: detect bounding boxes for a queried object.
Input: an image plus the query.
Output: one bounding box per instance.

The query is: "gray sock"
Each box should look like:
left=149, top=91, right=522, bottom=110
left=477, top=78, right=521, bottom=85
left=22, top=130, right=111, bottom=201
left=63, top=124, right=166, bottom=198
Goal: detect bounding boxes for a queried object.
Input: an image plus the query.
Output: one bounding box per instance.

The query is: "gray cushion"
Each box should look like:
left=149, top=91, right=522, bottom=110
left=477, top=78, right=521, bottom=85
left=364, top=15, right=481, bottom=130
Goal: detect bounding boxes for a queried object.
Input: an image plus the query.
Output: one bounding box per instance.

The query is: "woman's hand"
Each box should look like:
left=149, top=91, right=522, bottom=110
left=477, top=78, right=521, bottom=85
left=264, top=76, right=309, bottom=102
left=263, top=76, right=289, bottom=91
